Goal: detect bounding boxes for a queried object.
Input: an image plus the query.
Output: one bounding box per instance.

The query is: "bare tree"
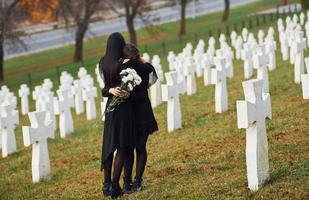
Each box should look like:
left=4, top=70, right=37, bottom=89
left=58, top=0, right=102, bottom=62
left=221, top=0, right=230, bottom=22
left=178, top=0, right=187, bottom=35
left=301, top=0, right=309, bottom=9
left=110, top=0, right=151, bottom=46
left=0, top=0, right=21, bottom=81
left=281, top=0, right=288, bottom=5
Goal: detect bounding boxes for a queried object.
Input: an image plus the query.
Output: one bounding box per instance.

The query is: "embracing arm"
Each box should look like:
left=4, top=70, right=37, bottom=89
left=102, top=86, right=112, bottom=97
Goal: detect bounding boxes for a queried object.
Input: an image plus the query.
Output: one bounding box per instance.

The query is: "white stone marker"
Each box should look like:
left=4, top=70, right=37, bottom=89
left=236, top=79, right=272, bottom=191
left=41, top=92, right=57, bottom=132
left=54, top=90, right=74, bottom=138
left=72, top=80, right=84, bottom=115
left=162, top=71, right=182, bottom=132
left=253, top=46, right=270, bottom=93
left=142, top=53, right=150, bottom=63
left=83, top=79, right=98, bottom=120
left=301, top=74, right=309, bottom=99
left=33, top=86, right=44, bottom=111
left=305, top=57, right=309, bottom=73
left=242, top=28, right=249, bottom=42
left=235, top=36, right=243, bottom=60
left=211, top=57, right=228, bottom=113
left=0, top=104, right=19, bottom=157
left=22, top=111, right=54, bottom=183
left=18, top=84, right=30, bottom=115
left=201, top=53, right=213, bottom=86
left=265, top=38, right=277, bottom=71
left=293, top=31, right=307, bottom=84
left=167, top=51, right=176, bottom=70
left=258, top=30, right=264, bottom=45
left=101, top=97, right=108, bottom=121
left=241, top=43, right=254, bottom=79
left=183, top=58, right=197, bottom=95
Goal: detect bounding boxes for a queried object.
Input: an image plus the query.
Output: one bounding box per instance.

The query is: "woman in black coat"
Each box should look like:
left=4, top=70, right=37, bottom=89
left=121, top=44, right=158, bottom=192
left=99, top=33, right=135, bottom=198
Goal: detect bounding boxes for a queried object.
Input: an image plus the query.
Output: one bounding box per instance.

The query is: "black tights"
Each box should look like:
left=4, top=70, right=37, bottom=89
left=124, top=133, right=149, bottom=182
left=104, top=148, right=129, bottom=185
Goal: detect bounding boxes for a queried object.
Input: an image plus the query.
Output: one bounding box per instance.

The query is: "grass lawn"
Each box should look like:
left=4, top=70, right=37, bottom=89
left=0, top=0, right=308, bottom=199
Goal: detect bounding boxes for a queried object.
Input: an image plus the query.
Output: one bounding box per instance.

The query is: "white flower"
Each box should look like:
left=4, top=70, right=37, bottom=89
left=122, top=76, right=129, bottom=83
left=127, top=83, right=133, bottom=91
left=126, top=74, right=134, bottom=81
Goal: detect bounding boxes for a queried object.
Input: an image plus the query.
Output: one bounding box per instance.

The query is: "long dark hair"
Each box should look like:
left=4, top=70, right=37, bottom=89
left=123, top=43, right=146, bottom=63
left=99, top=32, right=126, bottom=86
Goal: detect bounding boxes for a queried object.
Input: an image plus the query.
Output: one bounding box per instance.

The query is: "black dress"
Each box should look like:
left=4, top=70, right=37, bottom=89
left=122, top=59, right=158, bottom=135
left=100, top=63, right=136, bottom=171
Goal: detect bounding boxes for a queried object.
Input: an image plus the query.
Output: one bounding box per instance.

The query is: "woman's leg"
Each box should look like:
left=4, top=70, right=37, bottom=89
left=112, top=148, right=128, bottom=185
left=104, top=153, right=113, bottom=183
left=124, top=148, right=134, bottom=183
left=135, top=133, right=149, bottom=182
left=102, top=153, right=113, bottom=196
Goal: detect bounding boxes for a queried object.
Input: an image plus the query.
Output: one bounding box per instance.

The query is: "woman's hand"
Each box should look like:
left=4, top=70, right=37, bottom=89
left=120, top=90, right=130, bottom=99
left=109, top=87, right=122, bottom=96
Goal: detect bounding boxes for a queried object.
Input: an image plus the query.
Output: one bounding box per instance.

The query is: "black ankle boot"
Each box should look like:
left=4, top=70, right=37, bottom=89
left=132, top=179, right=143, bottom=192
left=110, top=183, right=123, bottom=199
left=122, top=180, right=133, bottom=194
left=102, top=182, right=111, bottom=197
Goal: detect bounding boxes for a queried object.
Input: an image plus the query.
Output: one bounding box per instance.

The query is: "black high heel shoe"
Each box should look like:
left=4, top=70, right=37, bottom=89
left=110, top=183, right=123, bottom=199
left=132, top=179, right=143, bottom=192
left=102, top=182, right=111, bottom=197
left=122, top=181, right=133, bottom=194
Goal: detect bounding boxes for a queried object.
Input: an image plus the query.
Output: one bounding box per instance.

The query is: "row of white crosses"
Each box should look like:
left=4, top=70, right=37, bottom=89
left=0, top=66, right=101, bottom=183
left=0, top=86, right=19, bottom=158
left=277, top=13, right=309, bottom=99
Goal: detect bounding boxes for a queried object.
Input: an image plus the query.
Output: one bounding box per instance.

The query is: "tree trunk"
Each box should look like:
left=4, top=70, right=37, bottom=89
left=178, top=0, right=186, bottom=35
left=74, top=25, right=87, bottom=62
left=126, top=17, right=137, bottom=45
left=221, top=0, right=230, bottom=22
left=281, top=0, right=288, bottom=5
left=0, top=34, right=4, bottom=81
left=301, top=0, right=309, bottom=9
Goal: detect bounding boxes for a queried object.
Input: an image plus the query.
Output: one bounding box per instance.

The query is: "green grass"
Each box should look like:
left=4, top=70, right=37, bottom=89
left=0, top=0, right=308, bottom=199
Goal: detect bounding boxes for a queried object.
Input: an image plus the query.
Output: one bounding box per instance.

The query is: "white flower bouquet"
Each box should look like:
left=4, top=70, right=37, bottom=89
left=106, top=68, right=142, bottom=113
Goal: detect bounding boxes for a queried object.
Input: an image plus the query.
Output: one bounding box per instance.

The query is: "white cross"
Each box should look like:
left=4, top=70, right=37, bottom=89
left=201, top=53, right=213, bottom=86
left=241, top=43, right=254, bottom=79
left=83, top=78, right=97, bottom=120
left=293, top=31, right=307, bottom=84
left=95, top=64, right=105, bottom=89
left=211, top=56, right=229, bottom=113
left=258, top=30, right=265, bottom=45
left=0, top=104, right=19, bottom=157
left=18, top=84, right=30, bottom=115
left=41, top=91, right=57, bottom=131
left=183, top=58, right=197, bottom=96
left=33, top=86, right=44, bottom=111
left=22, top=110, right=54, bottom=183
left=150, top=71, right=162, bottom=108
left=162, top=71, right=183, bottom=132
left=54, top=89, right=74, bottom=138
left=301, top=74, right=309, bottom=99
left=236, top=79, right=272, bottom=191
left=72, top=80, right=84, bottom=115
left=101, top=97, right=108, bottom=121
left=265, top=38, right=277, bottom=71
left=253, top=45, right=270, bottom=93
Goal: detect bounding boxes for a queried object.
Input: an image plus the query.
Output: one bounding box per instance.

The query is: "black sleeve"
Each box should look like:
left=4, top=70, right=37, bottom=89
left=102, top=86, right=112, bottom=97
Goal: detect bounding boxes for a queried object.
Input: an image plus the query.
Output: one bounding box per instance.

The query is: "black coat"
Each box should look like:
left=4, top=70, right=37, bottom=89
left=122, top=59, right=158, bottom=135
left=100, top=62, right=136, bottom=170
